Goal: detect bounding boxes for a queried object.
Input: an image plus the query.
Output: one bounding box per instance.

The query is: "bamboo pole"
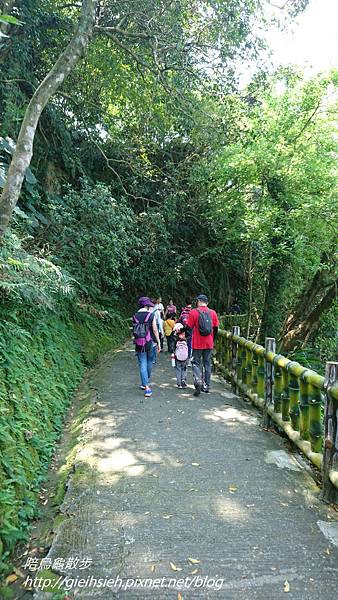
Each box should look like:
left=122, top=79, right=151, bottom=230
left=299, top=377, right=310, bottom=440
left=252, top=348, right=258, bottom=396
left=231, top=326, right=240, bottom=393
left=273, top=358, right=283, bottom=414
left=263, top=338, right=275, bottom=428
left=322, top=362, right=338, bottom=504
left=309, top=383, right=323, bottom=453
left=281, top=362, right=291, bottom=422
left=257, top=352, right=265, bottom=400
left=288, top=369, right=300, bottom=431
left=246, top=345, right=253, bottom=391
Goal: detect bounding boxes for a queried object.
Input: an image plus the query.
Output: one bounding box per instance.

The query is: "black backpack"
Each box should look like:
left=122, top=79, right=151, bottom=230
left=197, top=308, right=212, bottom=336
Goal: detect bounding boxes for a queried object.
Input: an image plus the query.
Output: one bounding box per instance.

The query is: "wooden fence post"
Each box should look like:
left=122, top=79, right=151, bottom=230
left=263, top=337, right=275, bottom=428
left=322, top=362, right=338, bottom=504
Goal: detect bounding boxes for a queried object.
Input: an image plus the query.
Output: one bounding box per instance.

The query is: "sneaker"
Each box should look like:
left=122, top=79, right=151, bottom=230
left=140, top=385, right=146, bottom=390
left=177, top=384, right=182, bottom=389
left=181, top=381, right=187, bottom=388
left=187, top=360, right=192, bottom=367
left=193, top=384, right=201, bottom=397
left=144, top=388, right=152, bottom=398
left=202, top=385, right=209, bottom=393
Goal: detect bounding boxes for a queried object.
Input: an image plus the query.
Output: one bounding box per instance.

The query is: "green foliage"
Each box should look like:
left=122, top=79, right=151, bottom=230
left=0, top=312, right=83, bottom=553
left=190, top=70, right=338, bottom=336
left=0, top=231, right=74, bottom=307
left=0, top=233, right=128, bottom=574
left=48, top=180, right=138, bottom=298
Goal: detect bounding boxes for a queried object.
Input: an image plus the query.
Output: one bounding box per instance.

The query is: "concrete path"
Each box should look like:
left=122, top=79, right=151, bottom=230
left=35, top=346, right=338, bottom=599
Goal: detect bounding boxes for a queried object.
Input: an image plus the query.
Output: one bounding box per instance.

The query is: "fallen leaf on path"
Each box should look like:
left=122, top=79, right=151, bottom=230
left=170, top=562, right=182, bottom=572
left=191, top=463, right=200, bottom=467
left=178, top=593, right=184, bottom=600
left=270, top=567, right=277, bottom=571
left=5, top=574, right=18, bottom=585
left=281, top=502, right=288, bottom=507
left=188, top=557, right=200, bottom=564
left=191, top=568, right=198, bottom=575
left=284, top=580, right=290, bottom=592
left=325, top=548, right=331, bottom=555
left=150, top=565, right=155, bottom=572
left=229, top=485, right=237, bottom=493
left=163, top=515, right=172, bottom=519
left=145, top=511, right=150, bottom=515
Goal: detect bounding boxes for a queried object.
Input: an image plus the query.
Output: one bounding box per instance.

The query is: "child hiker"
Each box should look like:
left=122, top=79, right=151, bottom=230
left=173, top=323, right=189, bottom=388
left=164, top=312, right=176, bottom=353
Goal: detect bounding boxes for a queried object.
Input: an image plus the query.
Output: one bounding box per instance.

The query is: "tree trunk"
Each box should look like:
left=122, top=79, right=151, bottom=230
left=246, top=242, right=253, bottom=338
left=282, top=253, right=333, bottom=334
left=280, top=280, right=338, bottom=353
left=0, top=0, right=97, bottom=238
left=259, top=260, right=289, bottom=341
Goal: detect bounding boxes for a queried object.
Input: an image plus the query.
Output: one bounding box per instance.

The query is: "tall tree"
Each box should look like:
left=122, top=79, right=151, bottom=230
left=0, top=0, right=98, bottom=238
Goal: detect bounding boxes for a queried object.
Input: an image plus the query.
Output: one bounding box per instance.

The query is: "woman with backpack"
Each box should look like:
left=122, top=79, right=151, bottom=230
left=132, top=297, right=161, bottom=398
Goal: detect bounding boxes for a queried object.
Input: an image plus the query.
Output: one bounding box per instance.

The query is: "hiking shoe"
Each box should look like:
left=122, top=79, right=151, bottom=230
left=193, top=384, right=201, bottom=397
left=181, top=381, right=187, bottom=388
left=177, top=384, right=182, bottom=389
left=144, top=388, right=152, bottom=398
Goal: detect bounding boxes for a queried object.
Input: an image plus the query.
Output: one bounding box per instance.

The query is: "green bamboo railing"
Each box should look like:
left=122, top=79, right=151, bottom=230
left=214, top=327, right=338, bottom=503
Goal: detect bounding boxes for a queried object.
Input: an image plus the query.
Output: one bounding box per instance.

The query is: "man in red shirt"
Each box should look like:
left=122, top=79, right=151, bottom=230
left=186, top=294, right=219, bottom=396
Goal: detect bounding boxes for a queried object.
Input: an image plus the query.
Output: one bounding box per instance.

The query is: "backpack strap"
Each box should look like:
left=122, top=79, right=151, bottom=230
left=133, top=312, right=151, bottom=324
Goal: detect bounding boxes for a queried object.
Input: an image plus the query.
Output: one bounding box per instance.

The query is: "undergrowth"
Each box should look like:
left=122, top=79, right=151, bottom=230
left=0, top=232, right=128, bottom=577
